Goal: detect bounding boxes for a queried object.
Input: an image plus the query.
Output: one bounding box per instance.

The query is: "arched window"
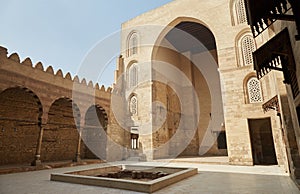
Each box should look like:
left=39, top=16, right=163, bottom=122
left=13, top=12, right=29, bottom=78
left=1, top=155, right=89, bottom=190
left=127, top=32, right=138, bottom=57
left=235, top=0, right=247, bottom=24
left=247, top=77, right=263, bottom=103
left=241, top=35, right=256, bottom=66
left=129, top=95, right=137, bottom=115
left=128, top=63, right=138, bottom=88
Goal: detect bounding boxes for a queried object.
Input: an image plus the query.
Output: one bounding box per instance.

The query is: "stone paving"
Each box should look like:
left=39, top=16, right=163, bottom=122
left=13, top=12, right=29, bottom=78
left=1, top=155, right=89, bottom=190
left=0, top=159, right=299, bottom=194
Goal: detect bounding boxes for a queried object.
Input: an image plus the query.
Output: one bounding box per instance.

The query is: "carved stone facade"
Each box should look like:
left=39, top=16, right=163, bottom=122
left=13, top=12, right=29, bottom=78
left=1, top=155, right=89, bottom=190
left=113, top=0, right=291, bottom=170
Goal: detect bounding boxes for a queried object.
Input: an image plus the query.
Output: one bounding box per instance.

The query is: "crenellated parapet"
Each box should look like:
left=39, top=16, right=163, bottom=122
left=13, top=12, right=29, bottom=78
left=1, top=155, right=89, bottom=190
left=0, top=46, right=112, bottom=93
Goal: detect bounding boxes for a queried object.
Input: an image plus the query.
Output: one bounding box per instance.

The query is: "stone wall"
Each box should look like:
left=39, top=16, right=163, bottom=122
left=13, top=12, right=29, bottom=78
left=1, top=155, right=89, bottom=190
left=0, top=88, right=40, bottom=165
left=0, top=46, right=117, bottom=165
left=118, top=0, right=289, bottom=171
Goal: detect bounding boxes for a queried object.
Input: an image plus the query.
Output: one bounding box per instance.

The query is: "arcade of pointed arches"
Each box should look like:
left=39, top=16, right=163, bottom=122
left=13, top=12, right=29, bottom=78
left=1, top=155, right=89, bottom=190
left=0, top=86, right=109, bottom=165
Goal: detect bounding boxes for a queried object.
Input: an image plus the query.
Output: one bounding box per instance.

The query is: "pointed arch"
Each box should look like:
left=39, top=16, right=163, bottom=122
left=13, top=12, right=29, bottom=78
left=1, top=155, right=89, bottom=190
left=0, top=86, right=43, bottom=165
left=151, top=17, right=225, bottom=158
left=152, top=16, right=218, bottom=64
left=41, top=97, right=81, bottom=162
left=82, top=104, right=108, bottom=160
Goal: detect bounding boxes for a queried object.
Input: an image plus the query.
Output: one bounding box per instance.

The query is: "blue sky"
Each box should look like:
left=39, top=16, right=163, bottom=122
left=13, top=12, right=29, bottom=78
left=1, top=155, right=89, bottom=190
left=0, top=0, right=173, bottom=86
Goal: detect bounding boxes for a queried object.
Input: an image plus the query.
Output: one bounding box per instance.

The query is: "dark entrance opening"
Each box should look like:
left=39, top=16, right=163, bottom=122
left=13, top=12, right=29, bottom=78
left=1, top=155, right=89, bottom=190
left=248, top=118, right=277, bottom=165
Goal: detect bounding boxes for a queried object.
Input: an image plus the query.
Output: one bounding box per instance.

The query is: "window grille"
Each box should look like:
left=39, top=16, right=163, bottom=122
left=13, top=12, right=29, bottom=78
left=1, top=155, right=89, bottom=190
left=241, top=35, right=255, bottom=66
left=247, top=77, right=263, bottom=103
left=236, top=0, right=247, bottom=24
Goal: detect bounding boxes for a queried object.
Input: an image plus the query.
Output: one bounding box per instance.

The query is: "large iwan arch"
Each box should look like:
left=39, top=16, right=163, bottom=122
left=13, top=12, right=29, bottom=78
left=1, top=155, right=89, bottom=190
left=151, top=18, right=226, bottom=159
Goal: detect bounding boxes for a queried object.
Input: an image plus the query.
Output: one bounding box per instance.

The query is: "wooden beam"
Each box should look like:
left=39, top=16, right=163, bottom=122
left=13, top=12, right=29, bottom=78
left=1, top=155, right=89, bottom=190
left=267, top=13, right=295, bottom=21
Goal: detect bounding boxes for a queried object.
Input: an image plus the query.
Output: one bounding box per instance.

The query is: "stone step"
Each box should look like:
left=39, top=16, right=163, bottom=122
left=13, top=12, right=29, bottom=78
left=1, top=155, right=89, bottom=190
left=129, top=151, right=141, bottom=157
left=126, top=157, right=141, bottom=162
left=126, top=152, right=147, bottom=162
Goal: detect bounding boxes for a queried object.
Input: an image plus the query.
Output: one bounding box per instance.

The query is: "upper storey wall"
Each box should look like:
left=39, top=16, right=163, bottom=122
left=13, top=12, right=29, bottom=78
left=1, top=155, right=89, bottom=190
left=120, top=0, right=249, bottom=70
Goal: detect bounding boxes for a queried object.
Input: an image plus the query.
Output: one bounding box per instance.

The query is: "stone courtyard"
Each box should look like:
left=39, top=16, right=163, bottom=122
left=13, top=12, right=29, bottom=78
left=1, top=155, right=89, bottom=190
left=0, top=158, right=299, bottom=194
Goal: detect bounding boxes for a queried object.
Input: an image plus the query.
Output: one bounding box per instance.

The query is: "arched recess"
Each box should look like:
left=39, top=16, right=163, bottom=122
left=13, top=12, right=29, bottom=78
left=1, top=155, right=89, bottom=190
left=0, top=87, right=42, bottom=165
left=126, top=60, right=138, bottom=89
left=126, top=31, right=139, bottom=57
left=151, top=17, right=226, bottom=158
left=81, top=105, right=108, bottom=160
left=41, top=97, right=80, bottom=162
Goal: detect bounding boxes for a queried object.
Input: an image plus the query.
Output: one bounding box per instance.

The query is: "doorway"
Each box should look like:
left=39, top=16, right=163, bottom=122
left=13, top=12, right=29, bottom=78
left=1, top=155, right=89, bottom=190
left=130, top=127, right=139, bottom=149
left=248, top=118, right=277, bottom=165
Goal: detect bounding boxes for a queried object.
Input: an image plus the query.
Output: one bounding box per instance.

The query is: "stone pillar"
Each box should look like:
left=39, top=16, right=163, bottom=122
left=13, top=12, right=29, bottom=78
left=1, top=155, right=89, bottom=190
left=74, top=125, right=82, bottom=162
left=31, top=123, right=44, bottom=166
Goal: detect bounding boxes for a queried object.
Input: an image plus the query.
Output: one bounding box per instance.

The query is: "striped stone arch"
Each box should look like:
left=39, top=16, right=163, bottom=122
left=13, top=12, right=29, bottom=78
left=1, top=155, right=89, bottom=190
left=95, top=105, right=108, bottom=126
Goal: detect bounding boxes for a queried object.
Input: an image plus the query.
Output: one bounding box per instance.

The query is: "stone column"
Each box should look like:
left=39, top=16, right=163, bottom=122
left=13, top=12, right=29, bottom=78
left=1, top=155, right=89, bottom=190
left=31, top=123, right=44, bottom=166
left=73, top=125, right=82, bottom=162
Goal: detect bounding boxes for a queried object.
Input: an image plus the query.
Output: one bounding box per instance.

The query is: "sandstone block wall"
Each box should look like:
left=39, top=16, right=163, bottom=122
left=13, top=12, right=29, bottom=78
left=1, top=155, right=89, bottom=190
left=117, top=0, right=289, bottom=170
left=0, top=46, right=118, bottom=165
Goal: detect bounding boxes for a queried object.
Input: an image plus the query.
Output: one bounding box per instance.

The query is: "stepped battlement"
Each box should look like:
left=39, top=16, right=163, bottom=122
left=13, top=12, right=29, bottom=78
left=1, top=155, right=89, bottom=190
left=0, top=46, right=112, bottom=93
